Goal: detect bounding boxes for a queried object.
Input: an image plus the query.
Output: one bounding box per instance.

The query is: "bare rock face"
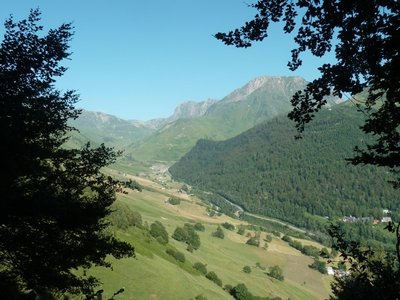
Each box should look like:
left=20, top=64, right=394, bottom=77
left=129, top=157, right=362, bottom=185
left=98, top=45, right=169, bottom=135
left=169, top=99, right=217, bottom=121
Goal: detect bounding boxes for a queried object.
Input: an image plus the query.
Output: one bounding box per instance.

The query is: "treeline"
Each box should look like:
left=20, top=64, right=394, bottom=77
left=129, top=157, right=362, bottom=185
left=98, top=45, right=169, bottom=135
left=170, top=105, right=399, bottom=236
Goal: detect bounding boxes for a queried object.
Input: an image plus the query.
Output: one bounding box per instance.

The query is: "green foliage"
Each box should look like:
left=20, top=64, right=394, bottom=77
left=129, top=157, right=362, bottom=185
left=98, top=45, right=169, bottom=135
left=180, top=184, right=190, bottom=193
left=172, top=224, right=201, bottom=250
left=237, top=225, right=246, bottom=235
left=288, top=240, right=303, bottom=251
left=229, top=283, right=268, bottom=300
left=216, top=3, right=400, bottom=298
left=264, top=235, right=273, bottom=243
left=166, top=248, right=185, bottom=263
left=172, top=227, right=189, bottom=242
left=168, top=197, right=181, bottom=205
left=246, top=237, right=259, bottom=247
left=193, top=262, right=208, bottom=275
left=309, top=259, right=327, bottom=274
left=194, top=222, right=205, bottom=232
left=194, top=294, right=208, bottom=300
left=320, top=247, right=331, bottom=259
left=301, top=245, right=320, bottom=258
left=108, top=201, right=143, bottom=229
left=221, top=222, right=235, bottom=231
left=212, top=226, right=225, bottom=239
left=0, top=10, right=134, bottom=297
left=271, top=231, right=281, bottom=237
left=268, top=266, right=284, bottom=281
left=170, top=106, right=400, bottom=239
left=230, top=283, right=252, bottom=300
left=329, top=224, right=400, bottom=299
left=123, top=179, right=142, bottom=191
left=149, top=221, right=169, bottom=244
left=224, top=284, right=233, bottom=293
left=205, top=271, right=222, bottom=287
left=215, top=0, right=400, bottom=188
left=243, top=266, right=252, bottom=273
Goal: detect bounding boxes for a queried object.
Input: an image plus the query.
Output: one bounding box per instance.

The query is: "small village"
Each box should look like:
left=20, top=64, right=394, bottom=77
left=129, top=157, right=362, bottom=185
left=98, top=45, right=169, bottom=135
left=342, top=209, right=392, bottom=224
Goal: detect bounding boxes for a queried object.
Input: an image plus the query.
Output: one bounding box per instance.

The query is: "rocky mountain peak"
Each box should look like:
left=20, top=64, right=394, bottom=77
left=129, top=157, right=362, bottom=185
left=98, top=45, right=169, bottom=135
left=222, top=76, right=307, bottom=103
left=168, top=99, right=217, bottom=122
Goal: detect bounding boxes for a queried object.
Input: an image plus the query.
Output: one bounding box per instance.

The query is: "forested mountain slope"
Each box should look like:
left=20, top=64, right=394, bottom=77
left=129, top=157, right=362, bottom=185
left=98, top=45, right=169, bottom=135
left=129, top=76, right=340, bottom=162
left=169, top=105, right=399, bottom=230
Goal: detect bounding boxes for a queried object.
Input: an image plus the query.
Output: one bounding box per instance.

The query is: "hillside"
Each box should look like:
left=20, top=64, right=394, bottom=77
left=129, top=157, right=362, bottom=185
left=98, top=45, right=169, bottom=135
left=67, top=110, right=156, bottom=149
left=128, top=76, right=341, bottom=162
left=169, top=104, right=399, bottom=233
left=86, top=171, right=333, bottom=300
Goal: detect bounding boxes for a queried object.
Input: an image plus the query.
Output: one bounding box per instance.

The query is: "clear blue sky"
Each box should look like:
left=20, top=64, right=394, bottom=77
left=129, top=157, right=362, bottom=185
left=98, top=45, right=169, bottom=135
left=0, top=1, right=334, bottom=121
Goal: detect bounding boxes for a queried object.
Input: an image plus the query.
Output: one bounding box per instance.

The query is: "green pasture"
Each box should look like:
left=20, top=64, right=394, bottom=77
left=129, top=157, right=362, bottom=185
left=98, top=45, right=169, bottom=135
left=89, top=185, right=332, bottom=299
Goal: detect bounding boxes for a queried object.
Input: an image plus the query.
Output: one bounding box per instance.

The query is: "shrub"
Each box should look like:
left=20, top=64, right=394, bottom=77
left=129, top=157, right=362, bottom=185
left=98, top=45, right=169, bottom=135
left=309, top=259, right=327, bottom=274
left=288, top=240, right=303, bottom=251
left=230, top=283, right=252, bottom=300
left=172, top=224, right=201, bottom=250
left=205, top=271, right=222, bottom=286
left=180, top=184, right=190, bottom=193
left=243, top=266, right=251, bottom=273
left=193, top=262, right=208, bottom=275
left=237, top=225, right=246, bottom=235
left=108, top=202, right=143, bottom=229
left=168, top=197, right=181, bottom=205
left=172, top=226, right=189, bottom=242
left=246, top=237, right=259, bottom=247
left=268, top=266, right=284, bottom=281
left=320, top=247, right=330, bottom=258
left=123, top=179, right=142, bottom=191
left=281, top=235, right=292, bottom=243
left=224, top=284, right=233, bottom=293
left=221, top=222, right=235, bottom=231
left=264, top=234, right=273, bottom=243
left=149, top=221, right=169, bottom=244
left=166, top=248, right=185, bottom=263
left=301, top=245, right=320, bottom=258
left=212, top=226, right=224, bottom=239
left=194, top=294, right=207, bottom=300
left=271, top=230, right=281, bottom=237
left=194, top=222, right=205, bottom=231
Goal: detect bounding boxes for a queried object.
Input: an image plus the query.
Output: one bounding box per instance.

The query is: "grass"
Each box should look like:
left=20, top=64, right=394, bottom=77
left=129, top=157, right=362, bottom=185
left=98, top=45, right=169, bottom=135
left=87, top=176, right=332, bottom=300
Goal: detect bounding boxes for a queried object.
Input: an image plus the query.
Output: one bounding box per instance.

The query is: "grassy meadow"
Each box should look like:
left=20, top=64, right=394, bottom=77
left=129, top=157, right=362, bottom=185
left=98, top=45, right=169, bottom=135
left=81, top=173, right=333, bottom=300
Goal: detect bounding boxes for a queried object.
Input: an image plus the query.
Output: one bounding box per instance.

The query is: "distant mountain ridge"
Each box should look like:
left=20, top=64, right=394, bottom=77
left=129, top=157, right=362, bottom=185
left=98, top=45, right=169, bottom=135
left=68, top=110, right=155, bottom=149
left=128, top=76, right=342, bottom=162
left=68, top=75, right=342, bottom=162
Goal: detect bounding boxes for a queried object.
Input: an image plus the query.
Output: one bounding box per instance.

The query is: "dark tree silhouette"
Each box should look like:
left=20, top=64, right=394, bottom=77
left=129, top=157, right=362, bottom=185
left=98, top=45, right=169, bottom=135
left=215, top=1, right=399, bottom=298
left=0, top=9, right=134, bottom=298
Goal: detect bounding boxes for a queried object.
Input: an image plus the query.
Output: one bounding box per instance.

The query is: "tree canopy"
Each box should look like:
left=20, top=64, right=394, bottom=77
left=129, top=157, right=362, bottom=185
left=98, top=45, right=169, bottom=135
left=0, top=9, right=134, bottom=298
left=215, top=0, right=400, bottom=185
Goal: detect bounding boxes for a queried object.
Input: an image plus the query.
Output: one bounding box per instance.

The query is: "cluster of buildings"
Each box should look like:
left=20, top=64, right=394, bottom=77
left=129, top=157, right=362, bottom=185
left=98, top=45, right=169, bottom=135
left=342, top=209, right=392, bottom=224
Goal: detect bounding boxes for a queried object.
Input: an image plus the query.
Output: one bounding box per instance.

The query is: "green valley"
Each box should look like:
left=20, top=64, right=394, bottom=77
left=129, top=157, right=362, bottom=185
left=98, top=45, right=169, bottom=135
left=83, top=172, right=333, bottom=300
left=169, top=104, right=399, bottom=248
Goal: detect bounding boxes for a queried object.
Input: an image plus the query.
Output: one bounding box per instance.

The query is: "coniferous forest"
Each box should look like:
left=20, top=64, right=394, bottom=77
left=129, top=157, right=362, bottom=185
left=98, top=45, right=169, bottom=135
left=170, top=105, right=399, bottom=233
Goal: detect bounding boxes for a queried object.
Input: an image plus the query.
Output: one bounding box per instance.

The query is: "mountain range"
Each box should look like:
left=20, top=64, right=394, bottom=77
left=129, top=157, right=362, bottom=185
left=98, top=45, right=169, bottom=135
left=68, top=76, right=341, bottom=162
